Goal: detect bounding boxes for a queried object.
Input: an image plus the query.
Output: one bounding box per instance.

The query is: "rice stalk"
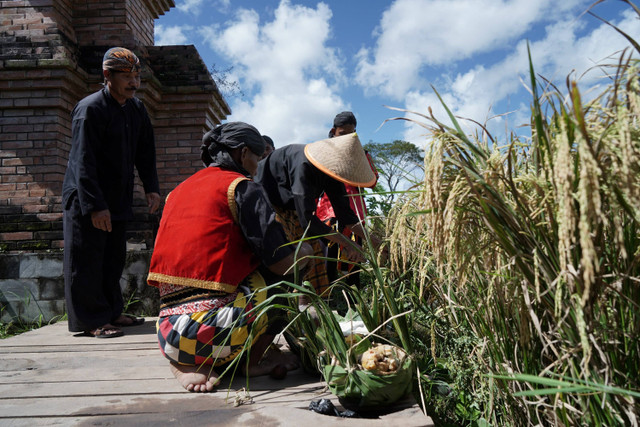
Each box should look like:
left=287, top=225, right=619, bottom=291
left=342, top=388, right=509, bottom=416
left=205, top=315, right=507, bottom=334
left=383, top=45, right=640, bottom=425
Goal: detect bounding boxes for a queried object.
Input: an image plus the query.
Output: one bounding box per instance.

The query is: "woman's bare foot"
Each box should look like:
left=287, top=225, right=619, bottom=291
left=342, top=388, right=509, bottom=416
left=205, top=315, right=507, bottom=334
left=244, top=346, right=300, bottom=377
left=170, top=362, right=220, bottom=392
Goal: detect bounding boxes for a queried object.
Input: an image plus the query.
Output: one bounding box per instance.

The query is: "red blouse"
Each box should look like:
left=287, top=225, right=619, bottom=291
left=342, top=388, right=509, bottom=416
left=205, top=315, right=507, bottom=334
left=147, top=167, right=259, bottom=293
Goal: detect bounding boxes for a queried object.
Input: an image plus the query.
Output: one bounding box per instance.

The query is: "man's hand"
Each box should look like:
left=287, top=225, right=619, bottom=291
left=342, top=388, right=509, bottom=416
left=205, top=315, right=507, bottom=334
left=146, top=192, right=161, bottom=214
left=91, top=209, right=112, bottom=232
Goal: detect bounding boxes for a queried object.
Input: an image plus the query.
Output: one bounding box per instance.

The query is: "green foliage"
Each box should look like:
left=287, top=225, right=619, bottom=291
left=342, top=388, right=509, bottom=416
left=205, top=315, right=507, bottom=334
left=364, top=140, right=424, bottom=217
left=384, top=41, right=640, bottom=425
left=0, top=321, right=40, bottom=339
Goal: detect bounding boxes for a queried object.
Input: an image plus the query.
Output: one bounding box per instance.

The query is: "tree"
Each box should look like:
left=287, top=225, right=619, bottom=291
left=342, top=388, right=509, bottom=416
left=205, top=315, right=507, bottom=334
left=364, top=140, right=424, bottom=216
left=209, top=64, right=243, bottom=99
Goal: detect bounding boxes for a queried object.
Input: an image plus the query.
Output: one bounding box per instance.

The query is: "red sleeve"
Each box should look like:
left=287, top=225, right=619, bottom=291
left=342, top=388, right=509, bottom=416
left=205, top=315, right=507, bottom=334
left=315, top=192, right=335, bottom=222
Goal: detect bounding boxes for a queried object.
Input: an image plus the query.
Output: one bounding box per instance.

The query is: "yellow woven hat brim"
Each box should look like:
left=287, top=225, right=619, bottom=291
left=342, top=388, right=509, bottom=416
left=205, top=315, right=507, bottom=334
left=304, top=132, right=376, bottom=188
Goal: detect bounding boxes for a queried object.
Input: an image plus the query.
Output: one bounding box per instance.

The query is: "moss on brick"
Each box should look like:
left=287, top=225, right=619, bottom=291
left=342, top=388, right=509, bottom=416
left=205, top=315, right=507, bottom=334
left=0, top=223, right=21, bottom=233
left=0, top=243, right=16, bottom=252
left=37, top=58, right=74, bottom=68
left=23, top=222, right=52, bottom=231
left=17, top=241, right=51, bottom=251
left=4, top=59, right=38, bottom=68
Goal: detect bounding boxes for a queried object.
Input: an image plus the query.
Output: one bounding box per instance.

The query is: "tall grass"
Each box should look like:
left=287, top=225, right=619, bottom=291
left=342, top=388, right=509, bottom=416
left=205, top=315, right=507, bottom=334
left=384, top=40, right=640, bottom=425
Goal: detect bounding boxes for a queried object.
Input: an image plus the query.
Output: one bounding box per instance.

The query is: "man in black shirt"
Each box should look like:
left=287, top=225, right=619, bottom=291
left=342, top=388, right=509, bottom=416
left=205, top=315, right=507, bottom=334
left=62, top=47, right=161, bottom=338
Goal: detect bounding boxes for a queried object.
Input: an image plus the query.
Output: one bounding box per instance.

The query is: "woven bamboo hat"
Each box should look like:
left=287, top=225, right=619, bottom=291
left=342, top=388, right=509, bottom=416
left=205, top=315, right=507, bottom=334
left=304, top=132, right=376, bottom=188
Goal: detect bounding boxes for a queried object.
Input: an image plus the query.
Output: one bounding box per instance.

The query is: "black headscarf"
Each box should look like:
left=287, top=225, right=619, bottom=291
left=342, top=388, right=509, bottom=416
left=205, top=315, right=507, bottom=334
left=200, top=122, right=265, bottom=175
left=333, top=111, right=357, bottom=128
left=329, top=111, right=357, bottom=137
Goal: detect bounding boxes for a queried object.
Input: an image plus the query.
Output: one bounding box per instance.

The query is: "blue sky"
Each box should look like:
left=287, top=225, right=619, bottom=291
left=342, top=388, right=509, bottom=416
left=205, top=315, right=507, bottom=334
left=155, top=0, right=640, bottom=149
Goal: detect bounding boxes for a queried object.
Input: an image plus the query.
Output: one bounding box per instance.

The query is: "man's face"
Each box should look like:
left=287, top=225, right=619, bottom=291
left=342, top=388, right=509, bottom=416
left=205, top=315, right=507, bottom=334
left=104, top=70, right=141, bottom=104
left=333, top=124, right=356, bottom=136
left=261, top=144, right=274, bottom=159
left=241, top=147, right=262, bottom=177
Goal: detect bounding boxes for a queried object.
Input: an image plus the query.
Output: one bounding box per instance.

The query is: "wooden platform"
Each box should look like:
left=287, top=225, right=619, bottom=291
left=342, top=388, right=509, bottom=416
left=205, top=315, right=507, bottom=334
left=0, top=319, right=433, bottom=426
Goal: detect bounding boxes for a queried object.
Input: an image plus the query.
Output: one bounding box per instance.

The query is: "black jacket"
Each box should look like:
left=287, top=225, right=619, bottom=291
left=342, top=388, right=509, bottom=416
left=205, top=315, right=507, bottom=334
left=62, top=87, right=159, bottom=220
left=255, top=144, right=358, bottom=237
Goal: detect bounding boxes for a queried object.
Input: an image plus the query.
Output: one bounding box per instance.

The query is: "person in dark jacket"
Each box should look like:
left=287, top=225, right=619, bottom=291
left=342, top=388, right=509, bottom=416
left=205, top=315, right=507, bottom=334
left=316, top=112, right=379, bottom=288
left=254, top=132, right=379, bottom=297
left=62, top=47, right=161, bottom=338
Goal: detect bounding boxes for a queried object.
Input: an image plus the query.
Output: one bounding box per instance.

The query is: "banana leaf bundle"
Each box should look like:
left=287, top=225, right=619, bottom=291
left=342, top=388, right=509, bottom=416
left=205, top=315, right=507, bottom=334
left=322, top=343, right=413, bottom=412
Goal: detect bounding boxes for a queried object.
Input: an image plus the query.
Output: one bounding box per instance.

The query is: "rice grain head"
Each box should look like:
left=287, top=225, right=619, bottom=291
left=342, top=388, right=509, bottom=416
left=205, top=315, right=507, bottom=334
left=552, top=119, right=576, bottom=316
left=576, top=122, right=603, bottom=307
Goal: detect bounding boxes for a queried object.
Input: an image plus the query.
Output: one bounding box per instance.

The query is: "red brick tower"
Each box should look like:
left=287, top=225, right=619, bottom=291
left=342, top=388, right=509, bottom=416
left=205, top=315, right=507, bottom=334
left=0, top=0, right=230, bottom=252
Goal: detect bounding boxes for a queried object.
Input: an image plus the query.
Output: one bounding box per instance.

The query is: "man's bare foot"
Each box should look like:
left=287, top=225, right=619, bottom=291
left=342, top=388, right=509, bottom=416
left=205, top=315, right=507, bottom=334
left=170, top=362, right=220, bottom=392
left=243, top=346, right=300, bottom=377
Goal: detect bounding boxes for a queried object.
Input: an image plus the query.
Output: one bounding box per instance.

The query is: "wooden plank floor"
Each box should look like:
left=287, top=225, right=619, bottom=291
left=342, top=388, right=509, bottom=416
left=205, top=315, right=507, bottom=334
left=0, top=319, right=433, bottom=426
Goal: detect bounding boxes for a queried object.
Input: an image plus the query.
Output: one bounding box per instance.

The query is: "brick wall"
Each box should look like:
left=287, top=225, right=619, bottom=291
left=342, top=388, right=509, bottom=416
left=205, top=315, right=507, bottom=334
left=0, top=0, right=231, bottom=252
left=73, top=0, right=172, bottom=49
left=0, top=0, right=86, bottom=251
left=148, top=45, right=230, bottom=195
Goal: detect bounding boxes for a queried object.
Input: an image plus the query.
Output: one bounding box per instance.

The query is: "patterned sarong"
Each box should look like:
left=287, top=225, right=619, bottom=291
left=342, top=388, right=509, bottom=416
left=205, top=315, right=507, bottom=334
left=156, top=271, right=268, bottom=366
left=274, top=207, right=330, bottom=296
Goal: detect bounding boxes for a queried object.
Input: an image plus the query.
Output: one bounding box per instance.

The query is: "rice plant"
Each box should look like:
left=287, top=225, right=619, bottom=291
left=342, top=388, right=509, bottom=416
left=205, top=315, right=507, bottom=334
left=227, top=11, right=640, bottom=424
left=384, top=39, right=640, bottom=425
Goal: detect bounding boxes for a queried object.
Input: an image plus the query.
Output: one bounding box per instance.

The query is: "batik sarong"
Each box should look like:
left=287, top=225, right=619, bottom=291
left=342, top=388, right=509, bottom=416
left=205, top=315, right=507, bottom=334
left=156, top=271, right=268, bottom=366
left=273, top=207, right=330, bottom=296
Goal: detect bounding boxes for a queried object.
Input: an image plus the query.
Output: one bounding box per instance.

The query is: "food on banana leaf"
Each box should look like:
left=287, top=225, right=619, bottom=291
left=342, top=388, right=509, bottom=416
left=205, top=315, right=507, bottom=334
left=322, top=342, right=413, bottom=411
left=359, top=344, right=403, bottom=374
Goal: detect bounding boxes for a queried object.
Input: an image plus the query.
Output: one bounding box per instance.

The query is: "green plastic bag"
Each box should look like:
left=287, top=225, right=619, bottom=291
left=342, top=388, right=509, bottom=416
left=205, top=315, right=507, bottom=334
left=322, top=344, right=413, bottom=412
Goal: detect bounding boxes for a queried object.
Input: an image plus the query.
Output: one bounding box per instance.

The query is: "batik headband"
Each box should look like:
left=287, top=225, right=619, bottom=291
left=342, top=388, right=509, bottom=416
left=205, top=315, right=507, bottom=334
left=102, top=47, right=141, bottom=72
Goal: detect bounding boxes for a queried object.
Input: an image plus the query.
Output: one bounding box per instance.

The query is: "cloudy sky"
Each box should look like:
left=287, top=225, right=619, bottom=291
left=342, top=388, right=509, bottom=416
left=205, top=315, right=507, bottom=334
left=155, top=0, right=640, bottom=148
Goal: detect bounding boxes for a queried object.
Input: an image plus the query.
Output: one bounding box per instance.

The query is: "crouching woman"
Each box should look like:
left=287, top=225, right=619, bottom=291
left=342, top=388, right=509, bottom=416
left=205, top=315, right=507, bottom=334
left=147, top=122, right=311, bottom=392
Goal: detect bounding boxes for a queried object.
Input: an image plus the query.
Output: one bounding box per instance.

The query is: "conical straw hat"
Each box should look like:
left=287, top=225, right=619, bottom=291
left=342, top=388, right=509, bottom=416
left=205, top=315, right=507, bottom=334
left=304, top=132, right=376, bottom=188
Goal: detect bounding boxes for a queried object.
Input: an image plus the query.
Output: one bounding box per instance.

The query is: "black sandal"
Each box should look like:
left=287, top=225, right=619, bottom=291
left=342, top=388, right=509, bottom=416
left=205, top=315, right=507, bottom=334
left=113, top=314, right=145, bottom=327
left=85, top=327, right=124, bottom=338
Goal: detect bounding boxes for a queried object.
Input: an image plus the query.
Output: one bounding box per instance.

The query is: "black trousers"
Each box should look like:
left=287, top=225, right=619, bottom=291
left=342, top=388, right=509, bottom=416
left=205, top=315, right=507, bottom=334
left=63, top=196, right=127, bottom=332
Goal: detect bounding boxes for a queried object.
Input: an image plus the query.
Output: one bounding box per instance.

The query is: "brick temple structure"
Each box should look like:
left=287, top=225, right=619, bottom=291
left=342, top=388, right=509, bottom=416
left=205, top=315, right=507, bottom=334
left=0, top=0, right=231, bottom=252
left=0, top=0, right=230, bottom=321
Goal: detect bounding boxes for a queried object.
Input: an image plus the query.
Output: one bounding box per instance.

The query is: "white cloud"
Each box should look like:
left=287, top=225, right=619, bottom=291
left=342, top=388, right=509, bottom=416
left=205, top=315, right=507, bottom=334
left=356, top=0, right=586, bottom=99
left=199, top=0, right=349, bottom=145
left=399, top=8, right=640, bottom=144
left=155, top=24, right=193, bottom=45
left=530, top=9, right=640, bottom=83
left=175, top=0, right=230, bottom=14
left=176, top=0, right=203, bottom=14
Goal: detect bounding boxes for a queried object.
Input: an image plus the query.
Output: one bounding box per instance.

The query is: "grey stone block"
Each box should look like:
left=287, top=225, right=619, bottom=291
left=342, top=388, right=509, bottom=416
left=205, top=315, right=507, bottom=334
left=19, top=254, right=63, bottom=279
left=0, top=255, right=20, bottom=279
left=39, top=278, right=65, bottom=300
left=0, top=250, right=158, bottom=323
left=0, top=279, right=40, bottom=301
left=125, top=259, right=148, bottom=276
left=0, top=298, right=65, bottom=323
